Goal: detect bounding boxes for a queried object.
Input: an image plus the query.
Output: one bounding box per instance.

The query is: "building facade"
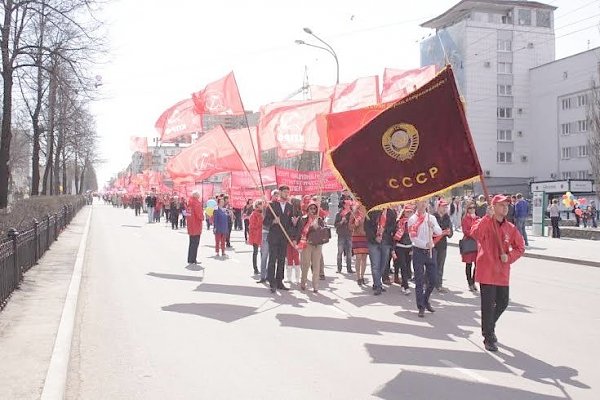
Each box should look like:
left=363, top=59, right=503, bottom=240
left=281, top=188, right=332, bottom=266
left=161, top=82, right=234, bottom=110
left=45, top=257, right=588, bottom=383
left=421, top=0, right=557, bottom=194
left=530, top=47, right=599, bottom=182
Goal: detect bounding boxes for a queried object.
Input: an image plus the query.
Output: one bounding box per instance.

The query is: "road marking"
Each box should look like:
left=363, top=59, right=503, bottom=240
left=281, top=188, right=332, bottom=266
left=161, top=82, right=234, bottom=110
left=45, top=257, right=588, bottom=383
left=439, top=359, right=490, bottom=383
left=40, top=207, right=93, bottom=400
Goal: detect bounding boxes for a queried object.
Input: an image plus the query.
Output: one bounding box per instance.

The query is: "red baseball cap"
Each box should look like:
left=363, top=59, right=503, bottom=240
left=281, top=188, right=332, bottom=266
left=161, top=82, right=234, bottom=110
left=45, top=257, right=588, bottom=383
left=491, top=194, right=510, bottom=205
left=438, top=199, right=449, bottom=208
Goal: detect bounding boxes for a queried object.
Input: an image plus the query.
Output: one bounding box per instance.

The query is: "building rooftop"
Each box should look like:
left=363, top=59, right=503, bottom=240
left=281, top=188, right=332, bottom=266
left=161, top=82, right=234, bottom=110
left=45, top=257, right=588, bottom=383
left=421, top=0, right=557, bottom=29
left=530, top=46, right=600, bottom=70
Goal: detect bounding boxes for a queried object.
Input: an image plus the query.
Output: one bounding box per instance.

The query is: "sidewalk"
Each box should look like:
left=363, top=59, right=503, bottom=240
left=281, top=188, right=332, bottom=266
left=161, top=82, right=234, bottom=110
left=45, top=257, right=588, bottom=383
left=0, top=206, right=91, bottom=400
left=448, top=226, right=600, bottom=267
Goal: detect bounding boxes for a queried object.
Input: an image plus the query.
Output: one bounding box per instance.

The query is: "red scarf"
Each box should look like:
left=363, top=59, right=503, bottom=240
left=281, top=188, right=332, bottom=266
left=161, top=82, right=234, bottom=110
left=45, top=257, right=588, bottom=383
left=394, top=217, right=408, bottom=241
left=376, top=210, right=387, bottom=241
left=409, top=212, right=427, bottom=238
left=298, top=214, right=317, bottom=249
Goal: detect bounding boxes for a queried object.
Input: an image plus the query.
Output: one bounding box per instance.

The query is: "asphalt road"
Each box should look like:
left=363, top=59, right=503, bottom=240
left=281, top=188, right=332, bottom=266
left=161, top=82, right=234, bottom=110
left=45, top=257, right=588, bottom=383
left=65, top=203, right=599, bottom=400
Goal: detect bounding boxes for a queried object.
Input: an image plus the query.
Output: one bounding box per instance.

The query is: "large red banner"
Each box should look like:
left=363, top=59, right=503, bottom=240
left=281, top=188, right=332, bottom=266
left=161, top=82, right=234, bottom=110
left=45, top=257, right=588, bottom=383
left=381, top=65, right=437, bottom=103
left=228, top=166, right=277, bottom=189
left=228, top=187, right=268, bottom=208
left=275, top=167, right=342, bottom=195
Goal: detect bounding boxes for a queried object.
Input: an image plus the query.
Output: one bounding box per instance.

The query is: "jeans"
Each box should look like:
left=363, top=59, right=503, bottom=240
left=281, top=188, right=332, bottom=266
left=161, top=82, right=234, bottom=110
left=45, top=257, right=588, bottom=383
left=337, top=236, right=352, bottom=271
left=147, top=206, right=154, bottom=223
left=435, top=245, right=447, bottom=288
left=260, top=230, right=269, bottom=280
left=480, top=284, right=510, bottom=341
left=412, top=247, right=437, bottom=309
left=515, top=217, right=528, bottom=245
left=187, top=235, right=200, bottom=263
left=368, top=243, right=392, bottom=289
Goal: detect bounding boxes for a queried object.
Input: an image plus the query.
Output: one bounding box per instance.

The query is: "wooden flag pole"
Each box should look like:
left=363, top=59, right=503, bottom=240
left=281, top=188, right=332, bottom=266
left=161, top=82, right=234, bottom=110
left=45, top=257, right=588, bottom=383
left=221, top=125, right=297, bottom=249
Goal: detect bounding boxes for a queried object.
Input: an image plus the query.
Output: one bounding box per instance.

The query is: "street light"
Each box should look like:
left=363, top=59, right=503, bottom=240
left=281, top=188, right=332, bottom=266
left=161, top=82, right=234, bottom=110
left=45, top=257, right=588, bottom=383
left=295, top=27, right=339, bottom=84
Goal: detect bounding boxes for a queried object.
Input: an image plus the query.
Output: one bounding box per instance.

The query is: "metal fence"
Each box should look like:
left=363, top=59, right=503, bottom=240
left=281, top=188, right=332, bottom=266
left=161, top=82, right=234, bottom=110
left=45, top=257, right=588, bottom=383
left=0, top=198, right=86, bottom=310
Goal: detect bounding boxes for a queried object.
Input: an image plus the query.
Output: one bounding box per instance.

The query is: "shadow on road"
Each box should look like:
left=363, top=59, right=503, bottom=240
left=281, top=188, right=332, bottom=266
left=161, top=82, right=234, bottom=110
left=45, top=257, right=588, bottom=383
left=162, top=303, right=256, bottom=323
left=374, top=370, right=567, bottom=400
left=147, top=272, right=203, bottom=282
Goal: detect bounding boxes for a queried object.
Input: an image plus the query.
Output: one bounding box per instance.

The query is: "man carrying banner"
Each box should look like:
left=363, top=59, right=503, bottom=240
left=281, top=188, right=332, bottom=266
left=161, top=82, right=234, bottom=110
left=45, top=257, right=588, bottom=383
left=471, top=194, right=525, bottom=352
left=408, top=200, right=442, bottom=317
left=263, top=185, right=294, bottom=293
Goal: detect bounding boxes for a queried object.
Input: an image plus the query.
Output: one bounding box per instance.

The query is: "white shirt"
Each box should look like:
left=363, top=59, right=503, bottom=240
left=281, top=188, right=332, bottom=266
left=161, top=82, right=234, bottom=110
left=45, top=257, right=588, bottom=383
left=278, top=201, right=288, bottom=214
left=407, top=212, right=442, bottom=249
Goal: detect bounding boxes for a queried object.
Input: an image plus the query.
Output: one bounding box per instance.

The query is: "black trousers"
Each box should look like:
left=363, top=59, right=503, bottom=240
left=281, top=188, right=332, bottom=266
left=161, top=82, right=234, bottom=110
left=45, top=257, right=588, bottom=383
left=480, top=284, right=510, bottom=340
left=393, top=246, right=412, bottom=289
left=252, top=244, right=259, bottom=270
left=550, top=216, right=561, bottom=238
left=267, top=240, right=286, bottom=288
left=244, top=219, right=250, bottom=241
left=226, top=219, right=233, bottom=246
left=187, top=235, right=200, bottom=263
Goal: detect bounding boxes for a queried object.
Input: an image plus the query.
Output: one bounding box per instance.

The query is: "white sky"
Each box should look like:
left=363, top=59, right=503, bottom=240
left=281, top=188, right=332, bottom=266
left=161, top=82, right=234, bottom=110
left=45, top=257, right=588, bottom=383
left=91, top=0, right=600, bottom=186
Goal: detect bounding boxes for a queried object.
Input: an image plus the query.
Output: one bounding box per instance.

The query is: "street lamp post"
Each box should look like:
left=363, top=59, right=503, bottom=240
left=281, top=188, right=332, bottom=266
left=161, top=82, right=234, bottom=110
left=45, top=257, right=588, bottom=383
left=295, top=27, right=339, bottom=84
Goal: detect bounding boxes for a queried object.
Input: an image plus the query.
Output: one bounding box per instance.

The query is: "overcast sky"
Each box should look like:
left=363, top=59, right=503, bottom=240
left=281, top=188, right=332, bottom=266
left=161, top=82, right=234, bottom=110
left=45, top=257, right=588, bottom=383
left=91, top=0, right=600, bottom=186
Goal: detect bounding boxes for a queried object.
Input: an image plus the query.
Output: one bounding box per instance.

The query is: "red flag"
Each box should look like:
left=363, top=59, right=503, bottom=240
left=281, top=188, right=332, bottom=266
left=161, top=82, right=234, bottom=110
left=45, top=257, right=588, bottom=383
left=328, top=66, right=482, bottom=210
left=166, top=125, right=259, bottom=181
left=381, top=65, right=437, bottom=103
left=129, top=136, right=148, bottom=153
left=155, top=99, right=203, bottom=142
left=258, top=98, right=331, bottom=157
left=331, top=76, right=379, bottom=113
left=229, top=165, right=277, bottom=189
left=192, top=72, right=245, bottom=115
left=310, top=85, right=336, bottom=100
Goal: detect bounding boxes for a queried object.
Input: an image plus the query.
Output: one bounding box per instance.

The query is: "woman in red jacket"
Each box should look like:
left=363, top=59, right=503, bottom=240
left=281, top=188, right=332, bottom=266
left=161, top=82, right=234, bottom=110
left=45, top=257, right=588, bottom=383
left=186, top=191, right=204, bottom=264
left=461, top=201, right=480, bottom=292
left=248, top=200, right=264, bottom=275
left=471, top=194, right=525, bottom=352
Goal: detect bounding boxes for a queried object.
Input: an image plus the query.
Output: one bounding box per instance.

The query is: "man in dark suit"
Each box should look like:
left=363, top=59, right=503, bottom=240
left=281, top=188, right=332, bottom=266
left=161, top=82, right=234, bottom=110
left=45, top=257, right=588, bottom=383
left=263, top=185, right=294, bottom=293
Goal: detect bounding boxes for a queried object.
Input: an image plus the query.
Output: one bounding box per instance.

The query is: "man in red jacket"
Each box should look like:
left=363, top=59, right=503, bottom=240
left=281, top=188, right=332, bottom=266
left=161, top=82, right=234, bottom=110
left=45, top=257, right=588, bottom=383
left=187, top=190, right=204, bottom=265
left=471, top=194, right=525, bottom=352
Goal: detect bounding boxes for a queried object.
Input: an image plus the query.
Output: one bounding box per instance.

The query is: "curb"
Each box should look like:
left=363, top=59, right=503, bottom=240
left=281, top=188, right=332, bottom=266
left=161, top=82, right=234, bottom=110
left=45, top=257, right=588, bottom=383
left=447, top=242, right=600, bottom=268
left=41, top=206, right=92, bottom=400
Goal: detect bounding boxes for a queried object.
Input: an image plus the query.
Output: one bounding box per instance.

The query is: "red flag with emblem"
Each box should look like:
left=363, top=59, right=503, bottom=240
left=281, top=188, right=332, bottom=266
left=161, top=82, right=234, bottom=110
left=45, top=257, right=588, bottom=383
left=328, top=66, right=482, bottom=210
left=155, top=99, right=203, bottom=142
left=258, top=98, right=331, bottom=158
left=331, top=76, right=379, bottom=113
left=192, top=72, right=245, bottom=116
left=166, top=125, right=259, bottom=181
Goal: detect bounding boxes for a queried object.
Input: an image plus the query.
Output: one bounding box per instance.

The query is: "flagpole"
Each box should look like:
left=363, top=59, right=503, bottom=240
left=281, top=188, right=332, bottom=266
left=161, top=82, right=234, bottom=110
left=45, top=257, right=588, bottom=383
left=231, top=72, right=265, bottom=195
left=221, top=124, right=297, bottom=249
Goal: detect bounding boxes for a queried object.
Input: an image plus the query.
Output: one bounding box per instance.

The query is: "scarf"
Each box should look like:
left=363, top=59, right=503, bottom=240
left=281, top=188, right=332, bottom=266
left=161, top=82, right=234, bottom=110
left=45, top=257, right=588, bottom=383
left=298, top=214, right=317, bottom=249
left=409, top=212, right=427, bottom=238
left=376, top=210, right=387, bottom=241
left=394, top=217, right=409, bottom=241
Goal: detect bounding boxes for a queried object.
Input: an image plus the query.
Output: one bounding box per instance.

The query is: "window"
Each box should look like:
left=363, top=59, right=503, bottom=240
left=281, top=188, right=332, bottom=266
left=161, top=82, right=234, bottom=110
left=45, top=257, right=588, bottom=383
left=578, top=145, right=589, bottom=157
left=497, top=107, right=513, bottom=119
left=498, top=84, right=513, bottom=95
left=497, top=152, right=513, bottom=163
left=536, top=10, right=551, bottom=28
left=577, top=170, right=589, bottom=179
left=518, top=9, right=532, bottom=25
left=561, top=123, right=572, bottom=135
left=502, top=14, right=513, bottom=24
left=577, top=94, right=588, bottom=107
left=561, top=98, right=572, bottom=109
left=562, top=171, right=573, bottom=179
left=578, top=120, right=588, bottom=132
left=498, top=62, right=513, bottom=74
left=561, top=147, right=573, bottom=159
left=497, top=129, right=513, bottom=141
left=497, top=39, right=512, bottom=52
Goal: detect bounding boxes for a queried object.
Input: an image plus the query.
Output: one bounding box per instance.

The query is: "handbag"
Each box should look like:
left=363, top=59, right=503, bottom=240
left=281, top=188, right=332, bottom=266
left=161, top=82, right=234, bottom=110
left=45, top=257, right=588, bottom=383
left=307, top=226, right=331, bottom=246
left=458, top=237, right=477, bottom=255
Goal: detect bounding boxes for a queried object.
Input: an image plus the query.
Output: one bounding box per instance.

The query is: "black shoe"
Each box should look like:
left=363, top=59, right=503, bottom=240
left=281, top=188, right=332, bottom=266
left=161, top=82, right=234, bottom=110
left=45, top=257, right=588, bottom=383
left=425, top=303, right=435, bottom=313
left=418, top=308, right=425, bottom=318
left=347, top=269, right=354, bottom=273
left=374, top=287, right=382, bottom=296
left=257, top=279, right=267, bottom=284
left=277, top=284, right=290, bottom=291
left=270, top=287, right=276, bottom=293
left=484, top=341, right=498, bottom=352
left=337, top=268, right=342, bottom=273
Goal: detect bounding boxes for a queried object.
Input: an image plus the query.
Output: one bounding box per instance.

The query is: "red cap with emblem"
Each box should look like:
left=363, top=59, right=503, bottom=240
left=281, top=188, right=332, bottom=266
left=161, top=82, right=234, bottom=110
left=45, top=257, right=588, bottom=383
left=491, top=194, right=510, bottom=205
